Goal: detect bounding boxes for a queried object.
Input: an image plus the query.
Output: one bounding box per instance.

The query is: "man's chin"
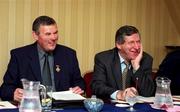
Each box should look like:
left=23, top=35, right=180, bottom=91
left=46, top=47, right=56, bottom=52
left=130, top=55, right=138, bottom=60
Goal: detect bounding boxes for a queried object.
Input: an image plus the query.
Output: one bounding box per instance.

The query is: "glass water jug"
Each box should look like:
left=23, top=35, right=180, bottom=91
left=154, top=77, right=173, bottom=109
left=19, top=79, right=45, bottom=112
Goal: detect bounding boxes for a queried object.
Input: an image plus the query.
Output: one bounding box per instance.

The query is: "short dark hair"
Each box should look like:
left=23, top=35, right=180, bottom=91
left=32, top=15, right=56, bottom=34
left=115, top=25, right=140, bottom=44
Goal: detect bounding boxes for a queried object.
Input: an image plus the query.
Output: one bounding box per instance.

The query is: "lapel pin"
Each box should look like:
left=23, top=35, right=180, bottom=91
left=56, top=65, right=61, bottom=72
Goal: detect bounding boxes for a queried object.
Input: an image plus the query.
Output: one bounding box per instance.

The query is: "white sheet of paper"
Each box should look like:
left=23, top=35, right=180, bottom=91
left=111, top=100, right=127, bottom=104
left=173, top=95, right=180, bottom=101
left=0, top=101, right=17, bottom=109
left=137, top=95, right=180, bottom=104
left=51, top=91, right=86, bottom=101
left=115, top=103, right=129, bottom=107
left=111, top=96, right=154, bottom=104
left=112, top=95, right=180, bottom=104
left=136, top=96, right=154, bottom=103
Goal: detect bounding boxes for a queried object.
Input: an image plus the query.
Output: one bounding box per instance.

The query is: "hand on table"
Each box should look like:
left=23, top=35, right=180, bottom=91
left=69, top=86, right=84, bottom=95
left=116, top=87, right=138, bottom=100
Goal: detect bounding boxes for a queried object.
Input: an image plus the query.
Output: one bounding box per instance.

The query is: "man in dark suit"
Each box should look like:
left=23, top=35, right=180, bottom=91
left=91, top=25, right=154, bottom=100
left=157, top=50, right=180, bottom=95
left=0, top=16, right=85, bottom=102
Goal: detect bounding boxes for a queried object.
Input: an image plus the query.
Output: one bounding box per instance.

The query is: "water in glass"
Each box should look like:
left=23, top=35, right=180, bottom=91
left=126, top=96, right=137, bottom=111
left=40, top=85, right=53, bottom=112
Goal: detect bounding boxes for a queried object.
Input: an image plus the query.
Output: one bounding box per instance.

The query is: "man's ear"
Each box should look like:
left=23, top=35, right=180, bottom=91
left=32, top=31, right=38, bottom=40
left=115, top=43, right=122, bottom=50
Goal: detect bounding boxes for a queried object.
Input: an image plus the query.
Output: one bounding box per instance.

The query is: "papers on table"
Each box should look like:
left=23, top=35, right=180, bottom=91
left=136, top=96, right=154, bottom=103
left=111, top=100, right=127, bottom=104
left=115, top=103, right=129, bottom=107
left=0, top=101, right=17, bottom=109
left=111, top=96, right=154, bottom=104
left=51, top=90, right=86, bottom=101
left=173, top=96, right=180, bottom=105
left=173, top=96, right=180, bottom=101
left=112, top=95, right=180, bottom=105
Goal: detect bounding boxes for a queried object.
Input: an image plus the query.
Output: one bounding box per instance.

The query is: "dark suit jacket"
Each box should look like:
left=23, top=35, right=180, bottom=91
left=91, top=48, right=154, bottom=99
left=0, top=42, right=85, bottom=101
left=157, top=50, right=180, bottom=95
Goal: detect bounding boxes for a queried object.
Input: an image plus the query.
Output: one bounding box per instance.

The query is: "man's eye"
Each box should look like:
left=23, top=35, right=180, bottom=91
left=45, top=33, right=51, bottom=35
left=128, top=42, right=134, bottom=45
left=54, top=31, right=58, bottom=34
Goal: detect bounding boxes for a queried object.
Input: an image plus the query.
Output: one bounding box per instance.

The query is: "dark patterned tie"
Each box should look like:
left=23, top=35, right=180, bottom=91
left=122, top=61, right=129, bottom=90
left=42, top=53, right=52, bottom=86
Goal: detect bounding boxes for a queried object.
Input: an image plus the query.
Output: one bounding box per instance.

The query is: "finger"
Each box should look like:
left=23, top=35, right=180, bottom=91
left=123, top=88, right=131, bottom=99
left=14, top=88, right=23, bottom=102
left=14, top=93, right=22, bottom=102
left=140, top=44, right=143, bottom=52
left=69, top=87, right=73, bottom=91
left=70, top=86, right=79, bottom=92
left=17, top=89, right=23, bottom=97
left=74, top=90, right=84, bottom=94
left=128, top=88, right=137, bottom=97
left=18, top=89, right=23, bottom=94
left=129, top=92, right=136, bottom=97
left=71, top=86, right=84, bottom=94
left=72, top=87, right=82, bottom=94
left=16, top=95, right=23, bottom=102
left=130, top=87, right=137, bottom=93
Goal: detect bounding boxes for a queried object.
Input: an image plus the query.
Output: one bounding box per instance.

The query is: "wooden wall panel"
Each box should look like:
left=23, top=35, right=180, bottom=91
left=0, top=0, right=179, bottom=84
left=165, top=0, right=180, bottom=36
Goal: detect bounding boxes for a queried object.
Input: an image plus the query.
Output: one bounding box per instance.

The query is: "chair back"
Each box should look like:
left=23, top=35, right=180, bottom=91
left=83, top=71, right=93, bottom=98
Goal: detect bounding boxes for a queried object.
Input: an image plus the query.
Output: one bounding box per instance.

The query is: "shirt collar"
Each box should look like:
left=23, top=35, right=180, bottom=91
left=37, top=44, right=46, bottom=60
left=118, top=52, right=126, bottom=64
left=118, top=52, right=131, bottom=70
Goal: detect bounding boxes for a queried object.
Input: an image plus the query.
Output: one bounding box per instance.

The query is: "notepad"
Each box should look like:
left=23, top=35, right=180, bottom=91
left=0, top=101, right=17, bottom=109
left=51, top=91, right=86, bottom=101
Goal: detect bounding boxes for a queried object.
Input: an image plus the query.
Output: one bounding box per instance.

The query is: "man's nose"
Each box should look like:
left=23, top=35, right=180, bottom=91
left=51, top=34, right=58, bottom=40
left=134, top=42, right=140, bottom=49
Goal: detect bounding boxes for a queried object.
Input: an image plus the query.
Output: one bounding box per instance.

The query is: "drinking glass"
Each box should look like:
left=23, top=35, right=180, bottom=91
left=40, top=86, right=53, bottom=112
left=125, top=95, right=137, bottom=111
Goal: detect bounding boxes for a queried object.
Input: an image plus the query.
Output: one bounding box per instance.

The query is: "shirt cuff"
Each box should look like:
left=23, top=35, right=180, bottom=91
left=110, top=90, right=119, bottom=100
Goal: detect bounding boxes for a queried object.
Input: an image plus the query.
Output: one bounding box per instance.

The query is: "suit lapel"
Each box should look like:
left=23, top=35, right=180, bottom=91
left=53, top=53, right=61, bottom=88
left=111, top=48, right=122, bottom=89
left=53, top=45, right=64, bottom=89
left=29, top=43, right=42, bottom=81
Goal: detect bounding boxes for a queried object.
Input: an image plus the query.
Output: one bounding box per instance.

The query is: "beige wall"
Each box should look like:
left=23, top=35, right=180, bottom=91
left=0, top=0, right=180, bottom=84
left=165, top=0, right=180, bottom=35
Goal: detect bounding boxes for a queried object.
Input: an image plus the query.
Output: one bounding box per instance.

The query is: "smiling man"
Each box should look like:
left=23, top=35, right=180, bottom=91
left=91, top=25, right=154, bottom=100
left=0, top=16, right=85, bottom=102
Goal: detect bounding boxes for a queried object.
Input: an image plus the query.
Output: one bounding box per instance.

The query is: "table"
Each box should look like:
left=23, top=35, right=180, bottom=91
left=0, top=103, right=165, bottom=112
